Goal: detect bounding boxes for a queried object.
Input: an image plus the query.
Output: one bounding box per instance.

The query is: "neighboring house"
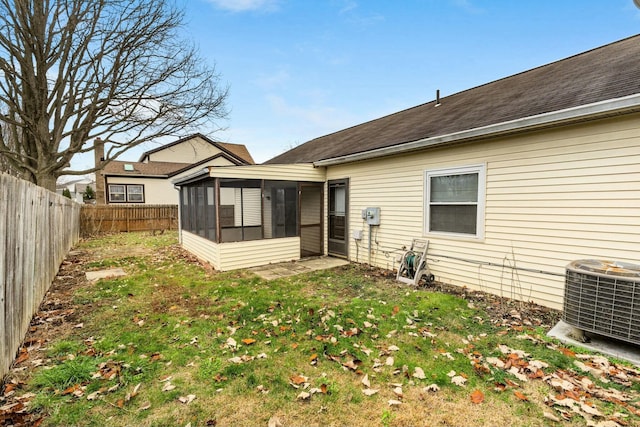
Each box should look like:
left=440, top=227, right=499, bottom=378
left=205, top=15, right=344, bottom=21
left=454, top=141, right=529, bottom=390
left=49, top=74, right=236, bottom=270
left=56, top=175, right=96, bottom=204
left=174, top=35, right=640, bottom=310
left=96, top=134, right=254, bottom=205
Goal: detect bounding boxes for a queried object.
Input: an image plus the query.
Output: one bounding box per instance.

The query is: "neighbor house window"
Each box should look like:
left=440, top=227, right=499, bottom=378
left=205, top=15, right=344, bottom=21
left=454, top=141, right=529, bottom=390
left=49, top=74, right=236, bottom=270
left=424, top=164, right=485, bottom=238
left=108, top=184, right=145, bottom=203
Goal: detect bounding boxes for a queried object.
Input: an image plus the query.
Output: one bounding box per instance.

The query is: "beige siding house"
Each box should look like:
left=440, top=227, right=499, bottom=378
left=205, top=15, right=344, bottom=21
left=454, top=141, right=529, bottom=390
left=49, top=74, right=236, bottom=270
left=97, top=134, right=254, bottom=205
left=176, top=35, right=640, bottom=310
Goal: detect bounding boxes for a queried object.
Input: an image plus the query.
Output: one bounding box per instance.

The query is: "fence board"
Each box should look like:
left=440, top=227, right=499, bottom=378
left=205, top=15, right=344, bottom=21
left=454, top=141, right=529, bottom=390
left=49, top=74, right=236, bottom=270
left=80, top=204, right=178, bottom=236
left=1, top=173, right=80, bottom=378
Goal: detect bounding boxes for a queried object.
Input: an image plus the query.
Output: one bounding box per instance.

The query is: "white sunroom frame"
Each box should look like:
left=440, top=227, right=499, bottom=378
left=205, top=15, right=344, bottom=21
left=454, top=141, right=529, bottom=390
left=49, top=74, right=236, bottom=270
left=173, top=163, right=327, bottom=271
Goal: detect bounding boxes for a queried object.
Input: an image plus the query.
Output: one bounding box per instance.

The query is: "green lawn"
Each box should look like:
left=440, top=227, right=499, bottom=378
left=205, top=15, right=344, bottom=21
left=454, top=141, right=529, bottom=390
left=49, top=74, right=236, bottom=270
left=5, top=232, right=640, bottom=427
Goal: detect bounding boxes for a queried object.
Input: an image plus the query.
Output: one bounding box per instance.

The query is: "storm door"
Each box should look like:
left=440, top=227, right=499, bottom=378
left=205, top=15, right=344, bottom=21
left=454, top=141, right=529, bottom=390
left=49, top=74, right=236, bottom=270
left=328, top=179, right=348, bottom=257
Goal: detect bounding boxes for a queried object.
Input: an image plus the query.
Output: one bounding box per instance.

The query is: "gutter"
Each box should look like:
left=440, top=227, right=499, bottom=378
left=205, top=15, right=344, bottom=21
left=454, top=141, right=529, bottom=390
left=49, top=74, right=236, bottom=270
left=313, top=93, right=640, bottom=167
left=171, top=167, right=210, bottom=187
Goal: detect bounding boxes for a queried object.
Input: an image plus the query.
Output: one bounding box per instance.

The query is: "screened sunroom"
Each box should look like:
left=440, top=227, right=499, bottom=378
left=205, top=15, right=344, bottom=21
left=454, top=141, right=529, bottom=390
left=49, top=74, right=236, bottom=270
left=174, top=164, right=326, bottom=271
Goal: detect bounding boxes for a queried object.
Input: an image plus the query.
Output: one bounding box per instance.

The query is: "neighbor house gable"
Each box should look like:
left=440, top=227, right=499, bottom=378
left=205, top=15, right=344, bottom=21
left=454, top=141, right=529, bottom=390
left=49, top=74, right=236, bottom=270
left=139, top=133, right=254, bottom=165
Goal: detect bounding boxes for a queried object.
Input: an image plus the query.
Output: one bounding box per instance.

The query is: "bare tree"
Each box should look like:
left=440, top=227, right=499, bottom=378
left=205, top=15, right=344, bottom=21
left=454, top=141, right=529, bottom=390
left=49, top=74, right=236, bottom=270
left=0, top=0, right=228, bottom=191
left=0, top=119, right=26, bottom=178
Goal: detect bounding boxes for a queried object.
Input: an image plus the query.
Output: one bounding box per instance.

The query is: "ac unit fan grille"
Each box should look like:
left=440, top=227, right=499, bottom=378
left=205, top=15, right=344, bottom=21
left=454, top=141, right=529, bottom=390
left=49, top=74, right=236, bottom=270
left=563, top=263, right=640, bottom=346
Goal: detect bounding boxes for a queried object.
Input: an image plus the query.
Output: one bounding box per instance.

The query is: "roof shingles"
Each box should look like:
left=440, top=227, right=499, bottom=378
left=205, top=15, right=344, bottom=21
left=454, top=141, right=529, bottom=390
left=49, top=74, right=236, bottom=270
left=266, top=35, right=640, bottom=164
left=102, top=160, right=187, bottom=177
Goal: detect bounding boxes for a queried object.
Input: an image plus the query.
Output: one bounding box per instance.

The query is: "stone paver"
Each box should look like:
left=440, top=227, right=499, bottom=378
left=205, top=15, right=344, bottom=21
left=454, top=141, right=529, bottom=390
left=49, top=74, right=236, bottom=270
left=85, top=268, right=127, bottom=282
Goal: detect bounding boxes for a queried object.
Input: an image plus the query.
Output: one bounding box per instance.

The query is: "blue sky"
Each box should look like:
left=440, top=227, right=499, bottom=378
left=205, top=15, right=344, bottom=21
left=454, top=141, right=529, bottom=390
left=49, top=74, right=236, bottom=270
left=74, top=0, right=640, bottom=169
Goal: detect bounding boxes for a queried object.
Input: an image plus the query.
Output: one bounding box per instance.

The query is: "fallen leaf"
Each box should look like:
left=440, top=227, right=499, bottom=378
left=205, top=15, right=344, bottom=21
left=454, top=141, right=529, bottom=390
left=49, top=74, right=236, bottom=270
left=470, top=389, right=485, bottom=404
left=514, top=391, right=529, bottom=401
left=138, top=401, right=151, bottom=411
left=290, top=375, right=308, bottom=385
left=413, top=367, right=426, bottom=379
left=451, top=376, right=467, bottom=387
left=268, top=416, right=283, bottom=427
left=62, top=384, right=80, bottom=396
left=86, top=390, right=101, bottom=400
left=242, top=338, right=256, bottom=345
left=423, top=384, right=440, bottom=392
left=178, top=394, right=196, bottom=405
left=226, top=337, right=237, bottom=348
left=542, top=411, right=560, bottom=422
left=559, top=347, right=576, bottom=358
left=388, top=345, right=400, bottom=352
left=388, top=399, right=402, bottom=406
left=15, top=350, right=29, bottom=365
left=392, top=387, right=403, bottom=398
left=162, top=382, right=176, bottom=392
left=580, top=403, right=602, bottom=417
left=362, top=388, right=379, bottom=396
left=342, top=359, right=361, bottom=371
left=361, top=374, right=371, bottom=388
left=297, top=391, right=311, bottom=400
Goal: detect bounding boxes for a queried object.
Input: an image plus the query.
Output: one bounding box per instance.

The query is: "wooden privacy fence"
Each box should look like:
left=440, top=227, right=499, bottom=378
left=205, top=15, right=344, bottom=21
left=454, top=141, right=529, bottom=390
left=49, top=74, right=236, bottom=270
left=80, top=204, right=178, bottom=236
left=1, top=173, right=80, bottom=378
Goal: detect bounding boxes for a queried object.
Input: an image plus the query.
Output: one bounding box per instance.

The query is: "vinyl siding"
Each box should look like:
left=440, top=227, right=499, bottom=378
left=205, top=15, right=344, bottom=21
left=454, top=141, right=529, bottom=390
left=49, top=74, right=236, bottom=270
left=147, top=136, right=222, bottom=163
left=106, top=177, right=177, bottom=204
left=181, top=231, right=300, bottom=271
left=326, top=114, right=640, bottom=310
left=208, top=164, right=325, bottom=182
left=181, top=230, right=220, bottom=268
left=218, top=237, right=300, bottom=271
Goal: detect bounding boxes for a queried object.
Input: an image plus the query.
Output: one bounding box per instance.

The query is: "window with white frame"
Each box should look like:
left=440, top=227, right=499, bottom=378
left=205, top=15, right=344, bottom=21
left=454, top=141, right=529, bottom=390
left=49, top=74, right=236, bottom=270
left=127, top=185, right=144, bottom=202
left=108, top=184, right=145, bottom=203
left=424, top=164, right=485, bottom=238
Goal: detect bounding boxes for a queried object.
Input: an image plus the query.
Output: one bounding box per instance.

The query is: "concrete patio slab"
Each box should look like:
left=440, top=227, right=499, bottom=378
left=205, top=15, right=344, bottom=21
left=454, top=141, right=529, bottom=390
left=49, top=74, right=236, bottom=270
left=85, top=268, right=127, bottom=282
left=548, top=320, right=640, bottom=367
left=250, top=257, right=349, bottom=280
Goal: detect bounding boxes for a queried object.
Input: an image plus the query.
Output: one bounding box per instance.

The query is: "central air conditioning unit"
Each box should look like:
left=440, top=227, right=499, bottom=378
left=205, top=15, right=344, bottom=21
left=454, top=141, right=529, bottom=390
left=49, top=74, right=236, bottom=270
left=563, top=259, right=640, bottom=346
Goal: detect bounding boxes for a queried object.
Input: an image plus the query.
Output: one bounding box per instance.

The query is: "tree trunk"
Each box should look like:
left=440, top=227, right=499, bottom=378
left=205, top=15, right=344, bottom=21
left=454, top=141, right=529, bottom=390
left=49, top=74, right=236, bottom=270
left=35, top=173, right=58, bottom=193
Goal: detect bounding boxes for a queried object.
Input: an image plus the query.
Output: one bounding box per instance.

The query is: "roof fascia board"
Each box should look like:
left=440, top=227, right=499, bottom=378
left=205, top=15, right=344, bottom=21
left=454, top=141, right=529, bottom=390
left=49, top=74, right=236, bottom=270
left=167, top=152, right=241, bottom=177
left=172, top=168, right=210, bottom=186
left=105, top=173, right=169, bottom=179
left=314, top=94, right=640, bottom=167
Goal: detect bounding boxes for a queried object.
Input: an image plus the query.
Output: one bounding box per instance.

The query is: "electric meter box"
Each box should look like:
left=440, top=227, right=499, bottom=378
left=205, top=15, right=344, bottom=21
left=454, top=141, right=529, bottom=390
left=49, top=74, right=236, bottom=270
left=361, top=207, right=381, bottom=225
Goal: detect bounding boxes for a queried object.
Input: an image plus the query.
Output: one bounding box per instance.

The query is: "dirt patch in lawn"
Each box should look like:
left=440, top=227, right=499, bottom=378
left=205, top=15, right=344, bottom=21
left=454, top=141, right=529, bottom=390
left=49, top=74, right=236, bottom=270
left=336, top=264, right=562, bottom=330
left=1, top=249, right=91, bottom=426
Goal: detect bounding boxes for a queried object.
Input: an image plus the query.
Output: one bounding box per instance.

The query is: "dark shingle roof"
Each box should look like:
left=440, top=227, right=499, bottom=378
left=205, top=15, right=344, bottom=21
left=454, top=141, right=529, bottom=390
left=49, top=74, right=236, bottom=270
left=103, top=151, right=248, bottom=178
left=218, top=142, right=255, bottom=165
left=265, top=34, right=640, bottom=164
left=103, top=160, right=187, bottom=177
